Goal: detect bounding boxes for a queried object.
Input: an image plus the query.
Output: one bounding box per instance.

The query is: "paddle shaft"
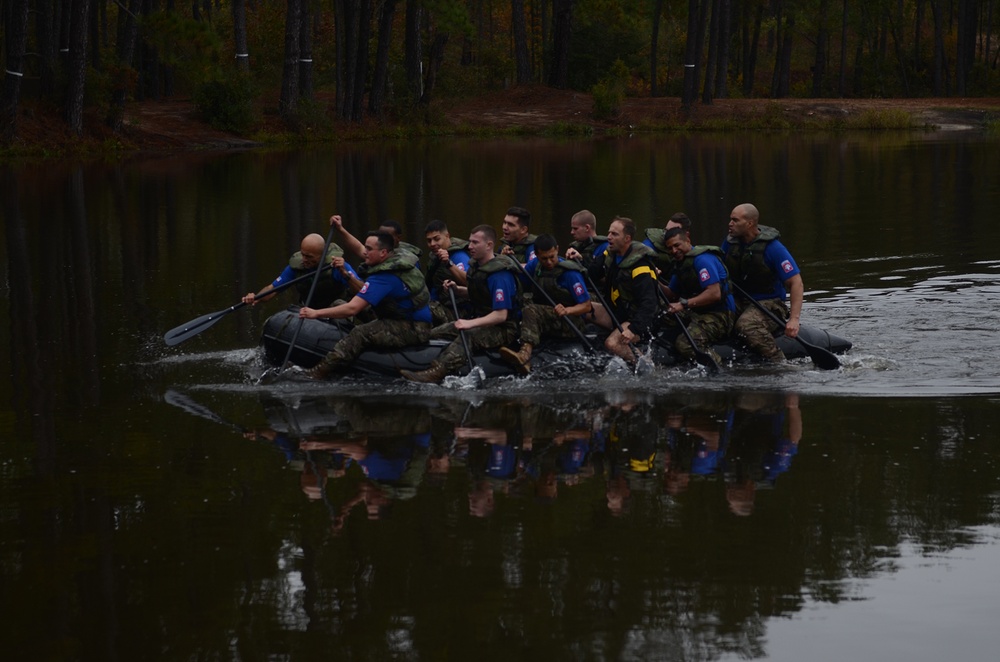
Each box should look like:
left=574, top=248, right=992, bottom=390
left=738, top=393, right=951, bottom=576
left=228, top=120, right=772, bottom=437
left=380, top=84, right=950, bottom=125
left=163, top=265, right=334, bottom=346
left=517, top=261, right=595, bottom=353
left=448, top=286, right=476, bottom=374
left=730, top=281, right=840, bottom=369
left=582, top=270, right=645, bottom=364
left=277, top=227, right=338, bottom=373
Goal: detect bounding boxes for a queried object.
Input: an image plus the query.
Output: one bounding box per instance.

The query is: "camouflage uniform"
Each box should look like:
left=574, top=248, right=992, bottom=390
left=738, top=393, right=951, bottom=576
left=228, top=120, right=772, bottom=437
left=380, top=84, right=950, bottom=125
left=664, top=310, right=735, bottom=365
left=734, top=298, right=788, bottom=361
left=428, top=300, right=457, bottom=326
left=664, top=245, right=735, bottom=365
left=430, top=319, right=520, bottom=373
left=518, top=304, right=581, bottom=346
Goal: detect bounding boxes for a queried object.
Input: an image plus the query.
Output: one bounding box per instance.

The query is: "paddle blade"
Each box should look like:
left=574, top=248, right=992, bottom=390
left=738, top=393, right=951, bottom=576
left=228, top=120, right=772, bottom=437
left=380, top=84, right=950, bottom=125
left=801, top=340, right=841, bottom=370
left=163, top=307, right=235, bottom=346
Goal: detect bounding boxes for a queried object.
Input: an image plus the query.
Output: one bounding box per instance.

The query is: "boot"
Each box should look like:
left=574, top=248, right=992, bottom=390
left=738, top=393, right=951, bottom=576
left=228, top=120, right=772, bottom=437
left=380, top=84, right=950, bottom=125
left=400, top=361, right=450, bottom=384
left=306, top=352, right=344, bottom=380
left=499, top=343, right=533, bottom=375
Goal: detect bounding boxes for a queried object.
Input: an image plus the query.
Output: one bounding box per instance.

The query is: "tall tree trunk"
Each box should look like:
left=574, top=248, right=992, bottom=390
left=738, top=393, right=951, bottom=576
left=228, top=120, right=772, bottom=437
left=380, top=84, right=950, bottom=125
left=715, top=0, right=731, bottom=97
left=775, top=12, right=793, bottom=97
left=512, top=0, right=531, bottom=84
left=405, top=0, right=423, bottom=103
left=813, top=0, right=829, bottom=96
left=955, top=0, right=976, bottom=94
left=549, top=0, right=573, bottom=88
left=351, top=0, right=371, bottom=121
left=0, top=0, right=30, bottom=144
left=770, top=1, right=783, bottom=97
left=37, top=0, right=59, bottom=99
left=422, top=32, right=450, bottom=104
left=703, top=0, right=720, bottom=103
left=930, top=0, right=945, bottom=95
left=279, top=0, right=302, bottom=121
left=105, top=0, right=142, bottom=132
left=682, top=0, right=701, bottom=107
left=370, top=0, right=399, bottom=116
left=743, top=0, right=763, bottom=97
left=887, top=5, right=911, bottom=96
left=651, top=0, right=665, bottom=96
left=838, top=0, right=849, bottom=96
left=299, top=1, right=314, bottom=101
left=65, top=0, right=92, bottom=135
left=233, top=0, right=249, bottom=72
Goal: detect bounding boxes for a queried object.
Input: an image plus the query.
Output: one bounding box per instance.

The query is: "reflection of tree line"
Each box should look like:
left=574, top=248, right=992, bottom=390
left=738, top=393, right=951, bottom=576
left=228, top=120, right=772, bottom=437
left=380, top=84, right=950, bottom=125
left=248, top=392, right=802, bottom=529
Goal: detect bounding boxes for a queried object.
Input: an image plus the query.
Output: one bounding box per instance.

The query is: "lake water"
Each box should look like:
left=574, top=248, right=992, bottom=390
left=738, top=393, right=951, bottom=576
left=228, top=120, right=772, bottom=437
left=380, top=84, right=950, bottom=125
left=2, top=130, right=1000, bottom=660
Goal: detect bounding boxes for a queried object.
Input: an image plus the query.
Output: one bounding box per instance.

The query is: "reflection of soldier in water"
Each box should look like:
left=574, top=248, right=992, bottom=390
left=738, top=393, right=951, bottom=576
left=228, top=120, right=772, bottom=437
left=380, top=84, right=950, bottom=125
left=601, top=399, right=659, bottom=515
left=723, top=392, right=802, bottom=516
left=661, top=404, right=736, bottom=496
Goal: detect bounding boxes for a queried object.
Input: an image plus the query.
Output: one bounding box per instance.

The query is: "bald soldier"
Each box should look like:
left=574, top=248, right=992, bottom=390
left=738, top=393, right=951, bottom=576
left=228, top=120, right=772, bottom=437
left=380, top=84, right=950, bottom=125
left=242, top=233, right=358, bottom=309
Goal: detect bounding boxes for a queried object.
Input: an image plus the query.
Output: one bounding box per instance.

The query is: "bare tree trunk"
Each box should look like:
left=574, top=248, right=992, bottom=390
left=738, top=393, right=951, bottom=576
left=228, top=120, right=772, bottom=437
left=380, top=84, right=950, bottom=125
left=715, top=0, right=731, bottom=97
left=405, top=0, right=423, bottom=103
left=36, top=0, right=59, bottom=99
left=775, top=12, right=793, bottom=97
left=651, top=0, right=665, bottom=96
left=370, top=0, right=399, bottom=116
left=65, top=0, right=92, bottom=135
left=105, top=0, right=142, bottom=132
left=351, top=0, right=371, bottom=121
left=299, top=1, right=314, bottom=101
left=839, top=0, right=849, bottom=96
left=233, top=0, right=249, bottom=72
left=931, top=0, right=945, bottom=95
left=956, top=0, right=976, bottom=94
left=549, top=0, right=573, bottom=89
left=682, top=0, right=702, bottom=108
left=422, top=32, right=450, bottom=104
left=703, top=0, right=720, bottom=103
left=279, top=0, right=302, bottom=121
left=813, top=0, right=829, bottom=96
left=0, top=0, right=30, bottom=144
left=512, top=0, right=532, bottom=84
left=743, top=0, right=763, bottom=97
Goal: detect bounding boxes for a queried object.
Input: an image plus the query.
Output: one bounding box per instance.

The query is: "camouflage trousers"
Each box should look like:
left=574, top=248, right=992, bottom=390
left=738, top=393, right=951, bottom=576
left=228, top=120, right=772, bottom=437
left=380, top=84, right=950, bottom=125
left=430, top=320, right=520, bottom=373
left=664, top=310, right=735, bottom=364
left=735, top=299, right=788, bottom=361
left=323, top=319, right=431, bottom=366
left=519, top=303, right=584, bottom=346
left=429, top=300, right=458, bottom=327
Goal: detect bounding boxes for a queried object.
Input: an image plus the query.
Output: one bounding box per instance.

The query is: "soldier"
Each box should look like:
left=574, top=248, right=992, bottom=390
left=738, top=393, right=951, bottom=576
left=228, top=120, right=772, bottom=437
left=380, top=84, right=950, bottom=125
left=723, top=203, right=803, bottom=362
left=644, top=212, right=693, bottom=276
left=658, top=227, right=735, bottom=367
left=564, top=209, right=608, bottom=270
left=423, top=219, right=471, bottom=325
left=500, top=234, right=592, bottom=374
left=241, top=233, right=358, bottom=308
left=401, top=225, right=522, bottom=383
left=499, top=205, right=537, bottom=265
left=300, top=230, right=432, bottom=378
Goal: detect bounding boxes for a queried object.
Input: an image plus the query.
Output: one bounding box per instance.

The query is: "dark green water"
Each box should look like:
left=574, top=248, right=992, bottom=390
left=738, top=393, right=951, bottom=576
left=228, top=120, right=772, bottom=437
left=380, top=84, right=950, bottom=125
left=2, top=131, right=1000, bottom=660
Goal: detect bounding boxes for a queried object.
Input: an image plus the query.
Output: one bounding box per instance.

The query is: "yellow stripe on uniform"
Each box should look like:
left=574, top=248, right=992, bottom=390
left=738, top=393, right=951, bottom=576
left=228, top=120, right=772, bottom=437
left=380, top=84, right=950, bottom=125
left=632, top=266, right=655, bottom=279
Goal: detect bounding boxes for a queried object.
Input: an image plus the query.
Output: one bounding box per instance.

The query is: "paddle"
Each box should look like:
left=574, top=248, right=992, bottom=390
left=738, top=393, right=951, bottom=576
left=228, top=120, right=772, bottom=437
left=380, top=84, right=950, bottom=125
left=164, top=389, right=248, bottom=434
left=730, top=281, right=841, bottom=370
left=448, top=285, right=480, bottom=383
left=516, top=260, right=595, bottom=353
left=163, top=265, right=333, bottom=346
left=646, top=261, right=721, bottom=374
left=261, top=226, right=338, bottom=383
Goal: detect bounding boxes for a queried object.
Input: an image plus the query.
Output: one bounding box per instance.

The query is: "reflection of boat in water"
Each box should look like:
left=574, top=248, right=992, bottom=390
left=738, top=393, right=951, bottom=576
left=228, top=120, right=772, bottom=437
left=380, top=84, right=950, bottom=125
left=260, top=308, right=853, bottom=377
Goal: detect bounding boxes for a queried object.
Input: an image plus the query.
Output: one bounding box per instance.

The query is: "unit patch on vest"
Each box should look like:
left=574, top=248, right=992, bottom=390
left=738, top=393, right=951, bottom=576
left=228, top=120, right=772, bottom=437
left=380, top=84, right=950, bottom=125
left=781, top=260, right=793, bottom=273
left=699, top=268, right=711, bottom=283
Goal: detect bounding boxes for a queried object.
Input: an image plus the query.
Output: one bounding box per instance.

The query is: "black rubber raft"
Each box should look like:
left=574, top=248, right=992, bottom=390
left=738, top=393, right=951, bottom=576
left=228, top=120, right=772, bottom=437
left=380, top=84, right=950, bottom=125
left=261, top=308, right=852, bottom=379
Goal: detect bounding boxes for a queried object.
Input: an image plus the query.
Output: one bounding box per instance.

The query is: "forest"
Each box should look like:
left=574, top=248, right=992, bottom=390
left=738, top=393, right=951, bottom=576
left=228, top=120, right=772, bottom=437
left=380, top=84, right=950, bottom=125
left=1, top=0, right=998, bottom=143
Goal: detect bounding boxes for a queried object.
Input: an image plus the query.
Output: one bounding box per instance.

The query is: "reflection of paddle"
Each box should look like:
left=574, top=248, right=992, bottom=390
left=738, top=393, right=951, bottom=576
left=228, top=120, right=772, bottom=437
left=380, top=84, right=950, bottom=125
left=260, top=226, right=338, bottom=383
left=163, top=265, right=333, bottom=346
left=448, top=286, right=482, bottom=385
left=164, top=389, right=247, bottom=433
left=646, top=262, right=721, bottom=374
left=730, top=281, right=840, bottom=370
left=516, top=260, right=595, bottom=353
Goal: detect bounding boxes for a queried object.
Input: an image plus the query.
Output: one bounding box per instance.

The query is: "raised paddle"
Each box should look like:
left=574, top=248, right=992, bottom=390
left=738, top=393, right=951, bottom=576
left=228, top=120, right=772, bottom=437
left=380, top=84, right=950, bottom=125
left=163, top=265, right=333, bottom=346
left=646, top=262, right=722, bottom=374
left=261, top=226, right=338, bottom=383
left=515, top=260, right=595, bottom=353
left=448, top=285, right=480, bottom=383
left=730, top=281, right=841, bottom=370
